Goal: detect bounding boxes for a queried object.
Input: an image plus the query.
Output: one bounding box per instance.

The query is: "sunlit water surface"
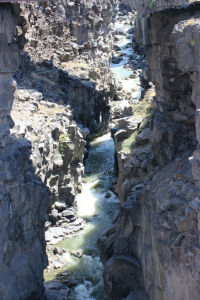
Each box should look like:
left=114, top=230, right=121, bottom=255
left=45, top=134, right=120, bottom=300
left=111, top=20, right=143, bottom=99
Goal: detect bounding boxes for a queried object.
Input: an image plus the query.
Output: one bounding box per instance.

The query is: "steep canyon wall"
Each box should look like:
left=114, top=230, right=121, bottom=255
left=11, top=0, right=117, bottom=238
left=0, top=4, right=49, bottom=300
left=4, top=1, right=200, bottom=299
left=100, top=1, right=200, bottom=300
left=0, top=1, right=117, bottom=299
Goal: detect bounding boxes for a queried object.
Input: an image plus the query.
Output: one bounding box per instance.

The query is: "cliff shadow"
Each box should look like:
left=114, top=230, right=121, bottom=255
left=14, top=52, right=112, bottom=136
left=1, top=135, right=50, bottom=300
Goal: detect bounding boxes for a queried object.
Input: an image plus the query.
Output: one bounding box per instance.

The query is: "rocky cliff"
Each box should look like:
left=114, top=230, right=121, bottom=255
left=4, top=0, right=200, bottom=299
left=10, top=0, right=118, bottom=242
left=0, top=4, right=49, bottom=300
left=99, top=1, right=200, bottom=300
left=15, top=0, right=117, bottom=134
left=0, top=1, right=118, bottom=299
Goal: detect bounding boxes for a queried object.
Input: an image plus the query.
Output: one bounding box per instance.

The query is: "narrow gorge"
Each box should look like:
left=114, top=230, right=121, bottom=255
left=1, top=1, right=200, bottom=300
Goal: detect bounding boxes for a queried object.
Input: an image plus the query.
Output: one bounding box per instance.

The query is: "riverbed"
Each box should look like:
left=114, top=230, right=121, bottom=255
left=44, top=134, right=120, bottom=299
left=111, top=13, right=144, bottom=99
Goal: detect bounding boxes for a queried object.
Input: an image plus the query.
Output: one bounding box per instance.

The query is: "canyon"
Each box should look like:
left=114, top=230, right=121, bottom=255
left=1, top=0, right=200, bottom=300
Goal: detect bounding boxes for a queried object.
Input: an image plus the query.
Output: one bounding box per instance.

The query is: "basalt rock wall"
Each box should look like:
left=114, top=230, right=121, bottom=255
left=15, top=0, right=117, bottom=134
left=0, top=4, right=49, bottom=300
left=0, top=1, right=118, bottom=299
left=10, top=0, right=118, bottom=238
left=99, top=2, right=200, bottom=300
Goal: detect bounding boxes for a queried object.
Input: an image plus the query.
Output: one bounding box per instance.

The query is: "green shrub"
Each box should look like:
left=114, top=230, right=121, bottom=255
left=148, top=0, right=156, bottom=9
left=59, top=133, right=70, bottom=158
left=122, top=131, right=138, bottom=154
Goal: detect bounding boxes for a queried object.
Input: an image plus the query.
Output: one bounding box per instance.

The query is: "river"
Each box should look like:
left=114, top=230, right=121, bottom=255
left=110, top=13, right=143, bottom=98
left=44, top=134, right=120, bottom=299
left=44, top=10, right=139, bottom=300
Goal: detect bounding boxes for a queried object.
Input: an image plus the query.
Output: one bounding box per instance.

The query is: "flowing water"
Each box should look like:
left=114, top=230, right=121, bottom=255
left=110, top=22, right=134, bottom=80
left=110, top=17, right=143, bottom=99
left=45, top=134, right=120, bottom=299
left=44, top=12, right=143, bottom=300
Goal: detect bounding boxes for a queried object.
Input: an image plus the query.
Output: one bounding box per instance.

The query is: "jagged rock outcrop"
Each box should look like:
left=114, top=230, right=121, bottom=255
left=100, top=1, right=200, bottom=300
left=0, top=1, right=119, bottom=298
left=11, top=92, right=86, bottom=241
left=0, top=4, right=49, bottom=300
left=133, top=0, right=200, bottom=194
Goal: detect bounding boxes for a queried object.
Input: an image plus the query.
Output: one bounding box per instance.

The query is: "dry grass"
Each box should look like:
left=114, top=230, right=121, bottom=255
left=190, top=40, right=196, bottom=47
left=62, top=60, right=88, bottom=70
left=133, top=87, right=155, bottom=118
left=39, top=103, right=65, bottom=117
left=148, top=0, right=156, bottom=8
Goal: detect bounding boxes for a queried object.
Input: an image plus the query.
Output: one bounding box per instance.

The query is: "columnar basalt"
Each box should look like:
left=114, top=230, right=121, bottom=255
left=15, top=0, right=117, bottom=134
left=132, top=0, right=200, bottom=198
left=99, top=1, right=200, bottom=300
left=0, top=4, right=49, bottom=300
left=4, top=0, right=200, bottom=299
left=132, top=0, right=200, bottom=16
left=1, top=1, right=118, bottom=298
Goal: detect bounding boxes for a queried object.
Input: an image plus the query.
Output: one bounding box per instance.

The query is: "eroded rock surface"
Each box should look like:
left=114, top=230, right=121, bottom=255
left=11, top=92, right=86, bottom=242
left=10, top=0, right=118, bottom=246
left=0, top=4, right=49, bottom=300
left=100, top=2, right=200, bottom=300
left=0, top=1, right=118, bottom=299
left=15, top=0, right=117, bottom=134
left=3, top=0, right=200, bottom=299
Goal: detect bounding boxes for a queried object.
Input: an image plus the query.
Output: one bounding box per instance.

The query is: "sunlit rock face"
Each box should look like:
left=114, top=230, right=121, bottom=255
left=0, top=4, right=49, bottom=300
left=100, top=2, right=200, bottom=300
left=133, top=2, right=200, bottom=192
left=15, top=0, right=117, bottom=134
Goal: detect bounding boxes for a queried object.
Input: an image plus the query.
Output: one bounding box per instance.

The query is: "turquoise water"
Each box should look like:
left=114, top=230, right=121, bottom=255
left=111, top=21, right=134, bottom=81
left=45, top=134, right=120, bottom=300
left=110, top=64, right=133, bottom=80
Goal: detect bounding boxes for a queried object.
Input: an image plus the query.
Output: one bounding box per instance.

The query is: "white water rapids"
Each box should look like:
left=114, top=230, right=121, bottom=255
left=111, top=17, right=143, bottom=99
left=68, top=134, right=120, bottom=299
left=45, top=134, right=120, bottom=299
